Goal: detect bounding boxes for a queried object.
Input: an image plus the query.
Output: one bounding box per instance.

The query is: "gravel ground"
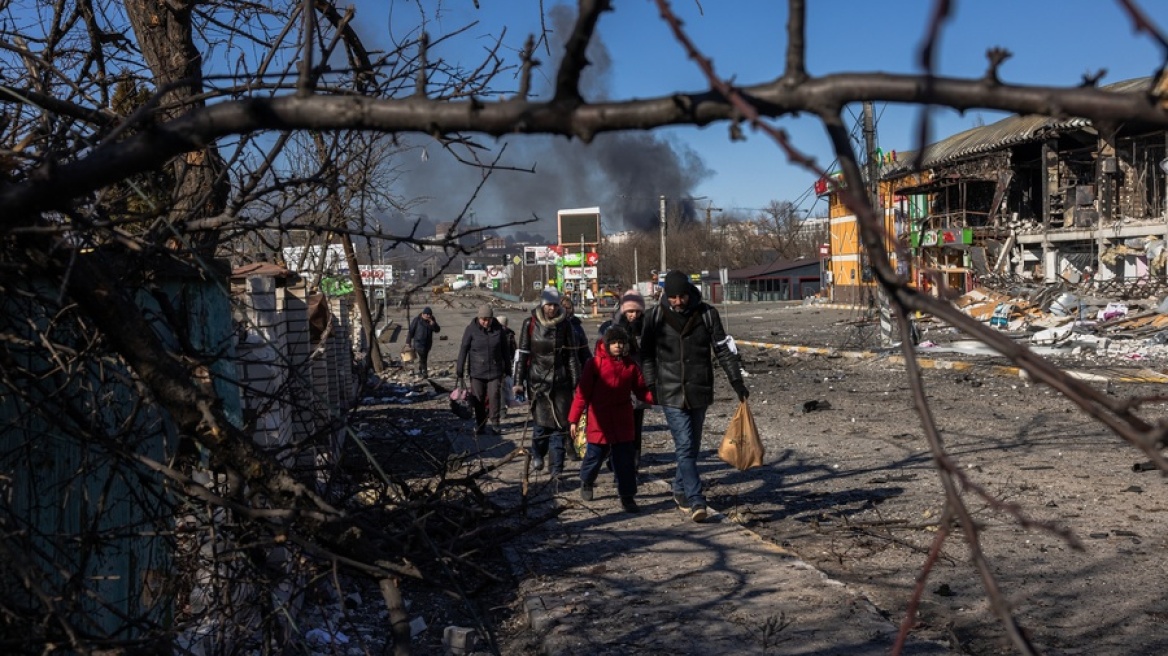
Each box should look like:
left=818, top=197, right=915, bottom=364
left=354, top=294, right=1168, bottom=655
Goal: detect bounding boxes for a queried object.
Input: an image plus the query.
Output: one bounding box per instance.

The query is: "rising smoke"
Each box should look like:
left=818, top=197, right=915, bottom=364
left=386, top=4, right=710, bottom=241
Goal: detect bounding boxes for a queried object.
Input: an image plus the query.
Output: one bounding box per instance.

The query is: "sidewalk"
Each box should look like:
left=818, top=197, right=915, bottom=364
left=494, top=460, right=956, bottom=655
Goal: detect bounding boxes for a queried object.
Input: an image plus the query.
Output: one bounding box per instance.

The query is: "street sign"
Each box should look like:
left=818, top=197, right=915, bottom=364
left=533, top=281, right=544, bottom=290
left=512, top=255, right=521, bottom=265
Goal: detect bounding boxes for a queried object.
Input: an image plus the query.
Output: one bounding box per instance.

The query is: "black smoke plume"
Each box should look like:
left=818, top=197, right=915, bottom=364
left=390, top=4, right=710, bottom=240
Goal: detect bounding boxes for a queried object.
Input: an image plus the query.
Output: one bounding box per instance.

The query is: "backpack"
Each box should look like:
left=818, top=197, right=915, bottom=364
left=645, top=302, right=715, bottom=337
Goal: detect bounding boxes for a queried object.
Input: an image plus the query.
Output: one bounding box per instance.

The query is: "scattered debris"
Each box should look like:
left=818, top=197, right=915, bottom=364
left=305, top=628, right=350, bottom=645
left=947, top=285, right=1168, bottom=364
left=798, top=400, right=831, bottom=414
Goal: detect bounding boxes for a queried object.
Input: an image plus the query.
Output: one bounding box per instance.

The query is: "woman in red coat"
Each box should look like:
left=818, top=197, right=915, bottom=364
left=569, top=326, right=655, bottom=513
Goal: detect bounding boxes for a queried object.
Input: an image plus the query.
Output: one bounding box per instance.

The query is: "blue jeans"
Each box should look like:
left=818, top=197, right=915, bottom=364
left=532, top=424, right=567, bottom=474
left=580, top=441, right=638, bottom=499
left=663, top=406, right=707, bottom=507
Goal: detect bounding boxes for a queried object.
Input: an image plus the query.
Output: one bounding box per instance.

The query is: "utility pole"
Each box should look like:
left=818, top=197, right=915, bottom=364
left=863, top=100, right=895, bottom=347
left=659, top=194, right=667, bottom=274
left=862, top=101, right=880, bottom=210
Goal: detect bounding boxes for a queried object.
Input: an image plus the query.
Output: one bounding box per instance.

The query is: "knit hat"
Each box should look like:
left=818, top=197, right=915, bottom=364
left=497, top=315, right=509, bottom=327
left=477, top=304, right=494, bottom=319
left=604, top=325, right=629, bottom=345
left=664, top=270, right=691, bottom=297
left=618, top=289, right=645, bottom=314
left=422, top=306, right=432, bottom=315
left=539, top=288, right=562, bottom=306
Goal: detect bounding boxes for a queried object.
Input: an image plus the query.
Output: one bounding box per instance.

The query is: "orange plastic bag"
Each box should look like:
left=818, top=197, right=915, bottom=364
left=718, top=401, right=764, bottom=470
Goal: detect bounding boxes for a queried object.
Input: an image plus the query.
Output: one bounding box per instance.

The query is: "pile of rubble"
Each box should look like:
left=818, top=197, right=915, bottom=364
left=949, top=286, right=1168, bottom=362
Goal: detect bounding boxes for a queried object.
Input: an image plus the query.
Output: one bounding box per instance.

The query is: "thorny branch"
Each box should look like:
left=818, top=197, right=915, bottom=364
left=4, top=0, right=1168, bottom=653
left=657, top=1, right=1167, bottom=654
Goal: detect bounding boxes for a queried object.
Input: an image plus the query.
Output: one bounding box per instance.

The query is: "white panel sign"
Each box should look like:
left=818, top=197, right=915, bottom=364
left=357, top=265, right=394, bottom=285
left=563, top=266, right=598, bottom=279
left=282, top=244, right=346, bottom=274
left=524, top=245, right=559, bottom=266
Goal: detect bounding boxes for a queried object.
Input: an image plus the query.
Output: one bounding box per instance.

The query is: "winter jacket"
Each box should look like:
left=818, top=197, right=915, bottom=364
left=407, top=314, right=440, bottom=351
left=568, top=339, right=654, bottom=445
left=640, top=283, right=744, bottom=410
left=566, top=315, right=591, bottom=369
left=514, top=307, right=582, bottom=429
left=456, top=317, right=511, bottom=381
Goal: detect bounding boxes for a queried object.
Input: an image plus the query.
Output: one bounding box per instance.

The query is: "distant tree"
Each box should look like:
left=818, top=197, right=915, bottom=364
left=755, top=200, right=826, bottom=261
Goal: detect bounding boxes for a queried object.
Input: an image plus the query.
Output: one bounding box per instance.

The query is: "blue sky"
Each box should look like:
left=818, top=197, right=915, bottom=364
left=355, top=1, right=1168, bottom=236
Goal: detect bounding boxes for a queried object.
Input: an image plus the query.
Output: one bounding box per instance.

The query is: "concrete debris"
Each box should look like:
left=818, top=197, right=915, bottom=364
left=305, top=628, right=350, bottom=645
left=443, top=625, right=480, bottom=655
left=945, top=285, right=1168, bottom=364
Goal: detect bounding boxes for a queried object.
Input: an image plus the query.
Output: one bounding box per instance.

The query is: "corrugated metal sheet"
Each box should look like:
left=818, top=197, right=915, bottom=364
left=882, top=77, right=1152, bottom=177
left=0, top=267, right=238, bottom=640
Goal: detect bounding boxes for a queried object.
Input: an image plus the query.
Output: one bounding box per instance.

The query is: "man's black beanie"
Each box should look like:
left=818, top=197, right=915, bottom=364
left=664, top=270, right=690, bottom=297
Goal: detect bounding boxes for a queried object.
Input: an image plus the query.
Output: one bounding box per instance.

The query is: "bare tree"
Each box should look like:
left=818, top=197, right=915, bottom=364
left=3, top=0, right=1168, bottom=654
left=755, top=199, right=826, bottom=261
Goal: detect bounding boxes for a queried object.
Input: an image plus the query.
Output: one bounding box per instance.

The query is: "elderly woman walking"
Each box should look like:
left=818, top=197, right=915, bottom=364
left=514, top=288, right=583, bottom=476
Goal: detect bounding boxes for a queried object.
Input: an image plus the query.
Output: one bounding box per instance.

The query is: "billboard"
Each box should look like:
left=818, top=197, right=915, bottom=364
left=524, top=245, right=559, bottom=266
left=282, top=244, right=345, bottom=275
left=557, top=207, right=601, bottom=247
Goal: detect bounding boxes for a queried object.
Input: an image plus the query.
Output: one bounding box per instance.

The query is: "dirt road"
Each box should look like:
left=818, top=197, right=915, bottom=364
left=383, top=296, right=1168, bottom=655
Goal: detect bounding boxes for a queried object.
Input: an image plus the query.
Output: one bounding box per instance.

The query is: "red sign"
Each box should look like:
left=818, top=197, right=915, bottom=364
left=819, top=244, right=830, bottom=256
left=585, top=251, right=599, bottom=266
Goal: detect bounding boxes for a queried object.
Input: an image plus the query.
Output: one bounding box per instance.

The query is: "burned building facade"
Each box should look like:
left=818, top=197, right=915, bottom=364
left=824, top=78, right=1168, bottom=304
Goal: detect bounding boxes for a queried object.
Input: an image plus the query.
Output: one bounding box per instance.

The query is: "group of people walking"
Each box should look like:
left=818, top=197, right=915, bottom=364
left=515, top=270, right=750, bottom=523
left=419, top=269, right=750, bottom=522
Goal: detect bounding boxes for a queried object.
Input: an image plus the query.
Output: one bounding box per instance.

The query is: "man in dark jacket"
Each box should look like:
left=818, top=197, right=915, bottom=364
left=456, top=304, right=513, bottom=436
left=641, top=270, right=748, bottom=522
left=514, top=288, right=582, bottom=476
left=407, top=306, right=440, bottom=378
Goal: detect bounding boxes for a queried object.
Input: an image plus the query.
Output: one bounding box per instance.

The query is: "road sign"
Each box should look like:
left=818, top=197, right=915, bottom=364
left=512, top=255, right=521, bottom=265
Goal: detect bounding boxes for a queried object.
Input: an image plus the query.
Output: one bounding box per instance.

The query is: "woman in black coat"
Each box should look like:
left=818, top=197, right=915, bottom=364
left=457, top=304, right=513, bottom=435
left=513, top=288, right=582, bottom=476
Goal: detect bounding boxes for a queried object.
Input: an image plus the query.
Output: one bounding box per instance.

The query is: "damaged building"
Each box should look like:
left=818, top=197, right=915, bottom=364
left=824, top=78, right=1168, bottom=305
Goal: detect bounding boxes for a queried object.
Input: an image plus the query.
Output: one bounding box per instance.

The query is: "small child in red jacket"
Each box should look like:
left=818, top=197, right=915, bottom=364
left=569, top=326, right=655, bottom=513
